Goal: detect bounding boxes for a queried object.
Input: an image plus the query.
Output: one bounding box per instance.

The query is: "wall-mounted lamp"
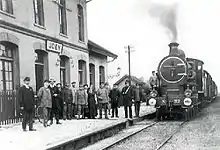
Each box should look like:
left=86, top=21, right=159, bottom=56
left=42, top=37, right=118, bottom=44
left=116, top=67, right=121, bottom=77
left=70, top=59, right=74, bottom=67
left=56, top=58, right=61, bottom=66
left=107, top=67, right=121, bottom=79
left=34, top=53, right=38, bottom=61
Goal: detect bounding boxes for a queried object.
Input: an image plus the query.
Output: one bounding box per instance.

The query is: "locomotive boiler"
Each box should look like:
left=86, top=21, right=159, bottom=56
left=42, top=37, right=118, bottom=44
left=148, top=42, right=218, bottom=121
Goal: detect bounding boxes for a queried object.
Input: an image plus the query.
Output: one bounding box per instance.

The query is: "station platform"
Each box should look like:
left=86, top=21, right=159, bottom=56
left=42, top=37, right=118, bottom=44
left=0, top=103, right=155, bottom=150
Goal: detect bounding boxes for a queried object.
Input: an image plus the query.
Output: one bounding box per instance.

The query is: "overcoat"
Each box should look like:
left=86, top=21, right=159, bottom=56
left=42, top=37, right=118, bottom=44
left=37, top=87, right=52, bottom=108
left=76, top=90, right=87, bottom=105
left=109, top=89, right=121, bottom=108
left=97, top=88, right=109, bottom=104
left=134, top=88, right=144, bottom=102
left=63, top=87, right=73, bottom=104
left=18, top=85, right=35, bottom=111
left=50, top=86, right=62, bottom=110
left=121, top=86, right=134, bottom=107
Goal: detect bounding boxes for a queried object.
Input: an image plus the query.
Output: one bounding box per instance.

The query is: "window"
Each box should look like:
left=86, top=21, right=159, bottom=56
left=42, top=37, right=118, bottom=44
left=60, top=56, right=69, bottom=87
left=77, top=5, right=84, bottom=41
left=59, top=0, right=67, bottom=35
left=33, top=0, right=45, bottom=26
left=89, top=63, right=95, bottom=86
left=0, top=43, right=14, bottom=91
left=78, top=60, right=86, bottom=85
left=35, top=50, right=48, bottom=91
left=99, top=66, right=105, bottom=85
left=0, top=0, right=13, bottom=14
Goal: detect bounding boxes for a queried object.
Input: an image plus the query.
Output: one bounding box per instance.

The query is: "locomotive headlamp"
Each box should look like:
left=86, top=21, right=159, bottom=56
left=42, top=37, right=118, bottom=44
left=149, top=98, right=156, bottom=106
left=183, top=98, right=192, bottom=106
left=150, top=90, right=158, bottom=98
left=184, top=89, right=192, bottom=97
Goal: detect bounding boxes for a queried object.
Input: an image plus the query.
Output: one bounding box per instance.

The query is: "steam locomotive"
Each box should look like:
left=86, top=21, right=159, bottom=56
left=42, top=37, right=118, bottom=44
left=148, top=42, right=218, bottom=121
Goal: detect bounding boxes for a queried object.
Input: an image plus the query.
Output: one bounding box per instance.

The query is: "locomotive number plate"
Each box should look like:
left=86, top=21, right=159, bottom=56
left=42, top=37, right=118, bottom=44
left=174, top=99, right=181, bottom=103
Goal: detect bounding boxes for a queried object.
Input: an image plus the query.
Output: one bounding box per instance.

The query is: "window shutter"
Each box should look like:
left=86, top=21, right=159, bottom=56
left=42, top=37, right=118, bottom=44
left=0, top=0, right=2, bottom=10
left=7, top=0, right=13, bottom=14
left=64, top=0, right=67, bottom=35
left=39, top=0, right=45, bottom=26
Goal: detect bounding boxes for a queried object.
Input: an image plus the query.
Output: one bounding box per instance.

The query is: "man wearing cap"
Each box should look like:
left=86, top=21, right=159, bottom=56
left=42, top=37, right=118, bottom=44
left=49, top=79, right=61, bottom=125
left=121, top=80, right=134, bottom=119
left=18, top=77, right=36, bottom=131
left=97, top=82, right=109, bottom=119
left=63, top=83, right=73, bottom=120
left=38, top=80, right=52, bottom=127
left=134, top=83, right=143, bottom=117
left=149, top=71, right=158, bottom=90
left=76, top=84, right=87, bottom=119
left=109, top=84, right=120, bottom=118
left=70, top=82, right=77, bottom=118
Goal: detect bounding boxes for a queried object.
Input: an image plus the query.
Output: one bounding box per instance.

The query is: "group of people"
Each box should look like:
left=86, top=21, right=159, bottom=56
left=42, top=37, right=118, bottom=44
left=18, top=77, right=145, bottom=132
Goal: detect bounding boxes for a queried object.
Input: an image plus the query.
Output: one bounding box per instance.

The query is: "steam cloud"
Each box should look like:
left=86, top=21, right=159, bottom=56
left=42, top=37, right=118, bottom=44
left=148, top=3, right=178, bottom=42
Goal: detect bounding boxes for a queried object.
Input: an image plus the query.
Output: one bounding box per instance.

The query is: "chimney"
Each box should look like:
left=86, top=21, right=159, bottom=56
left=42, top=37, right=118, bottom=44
left=169, top=42, right=179, bottom=55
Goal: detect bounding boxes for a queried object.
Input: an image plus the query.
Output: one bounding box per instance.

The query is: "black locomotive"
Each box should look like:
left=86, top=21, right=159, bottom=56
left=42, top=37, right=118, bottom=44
left=148, top=42, right=218, bottom=121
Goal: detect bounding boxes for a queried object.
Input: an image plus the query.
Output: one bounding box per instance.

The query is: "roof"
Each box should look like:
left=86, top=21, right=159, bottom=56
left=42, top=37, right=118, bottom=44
left=88, top=40, right=118, bottom=58
left=186, top=58, right=204, bottom=64
left=114, top=74, right=144, bottom=85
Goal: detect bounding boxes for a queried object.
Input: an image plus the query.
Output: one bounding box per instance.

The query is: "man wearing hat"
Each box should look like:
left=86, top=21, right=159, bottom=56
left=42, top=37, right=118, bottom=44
left=121, top=80, right=134, bottom=119
left=18, top=77, right=36, bottom=131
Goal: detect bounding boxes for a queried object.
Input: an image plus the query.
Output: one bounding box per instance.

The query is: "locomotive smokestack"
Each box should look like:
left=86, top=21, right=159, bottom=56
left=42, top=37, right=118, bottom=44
left=169, top=42, right=179, bottom=55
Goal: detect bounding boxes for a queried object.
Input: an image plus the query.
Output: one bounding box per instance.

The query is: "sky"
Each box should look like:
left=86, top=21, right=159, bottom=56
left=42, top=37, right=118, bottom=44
left=87, top=0, right=220, bottom=87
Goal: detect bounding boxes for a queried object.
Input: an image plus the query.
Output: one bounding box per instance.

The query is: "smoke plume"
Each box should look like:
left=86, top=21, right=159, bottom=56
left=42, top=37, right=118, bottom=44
left=148, top=3, right=178, bottom=42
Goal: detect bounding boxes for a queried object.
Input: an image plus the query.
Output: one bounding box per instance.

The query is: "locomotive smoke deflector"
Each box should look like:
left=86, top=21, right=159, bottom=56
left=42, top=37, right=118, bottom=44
left=169, top=42, right=179, bottom=56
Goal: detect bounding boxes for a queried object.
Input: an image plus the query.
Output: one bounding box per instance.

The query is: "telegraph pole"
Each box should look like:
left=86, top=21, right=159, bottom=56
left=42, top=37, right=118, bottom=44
left=128, top=45, right=131, bottom=86
left=125, top=45, right=133, bottom=86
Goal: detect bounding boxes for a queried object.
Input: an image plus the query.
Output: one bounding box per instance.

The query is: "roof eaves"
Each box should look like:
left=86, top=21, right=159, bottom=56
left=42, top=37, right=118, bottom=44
left=88, top=40, right=118, bottom=58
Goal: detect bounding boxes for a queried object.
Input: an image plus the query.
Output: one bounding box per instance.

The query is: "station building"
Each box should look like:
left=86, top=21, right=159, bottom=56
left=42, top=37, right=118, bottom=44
left=0, top=0, right=117, bottom=92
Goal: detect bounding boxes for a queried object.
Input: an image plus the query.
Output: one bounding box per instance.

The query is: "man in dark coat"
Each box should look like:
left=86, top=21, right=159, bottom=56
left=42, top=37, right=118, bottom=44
left=121, top=80, right=134, bottom=119
left=134, top=83, right=143, bottom=117
left=109, top=84, right=120, bottom=118
left=18, top=77, right=36, bottom=131
left=63, top=83, right=73, bottom=120
left=49, top=79, right=61, bottom=125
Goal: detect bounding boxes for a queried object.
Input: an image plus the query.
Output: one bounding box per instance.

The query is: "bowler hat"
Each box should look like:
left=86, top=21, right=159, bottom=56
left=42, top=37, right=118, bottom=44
left=24, top=77, right=30, bottom=81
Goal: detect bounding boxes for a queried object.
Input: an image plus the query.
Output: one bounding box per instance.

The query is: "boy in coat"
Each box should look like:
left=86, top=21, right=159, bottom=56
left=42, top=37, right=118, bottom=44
left=18, top=77, right=36, bottom=131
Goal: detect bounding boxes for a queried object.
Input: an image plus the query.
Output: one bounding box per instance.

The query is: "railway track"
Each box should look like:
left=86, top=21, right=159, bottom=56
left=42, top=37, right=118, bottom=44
left=102, top=120, right=159, bottom=150
left=104, top=120, right=187, bottom=150
left=155, top=121, right=187, bottom=150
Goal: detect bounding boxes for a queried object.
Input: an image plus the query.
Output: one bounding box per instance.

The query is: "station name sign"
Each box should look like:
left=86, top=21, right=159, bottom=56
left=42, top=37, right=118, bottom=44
left=46, top=40, right=63, bottom=53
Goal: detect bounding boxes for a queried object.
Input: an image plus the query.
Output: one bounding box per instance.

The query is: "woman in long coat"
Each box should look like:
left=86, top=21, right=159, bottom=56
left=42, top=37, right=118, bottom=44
left=87, top=85, right=97, bottom=119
